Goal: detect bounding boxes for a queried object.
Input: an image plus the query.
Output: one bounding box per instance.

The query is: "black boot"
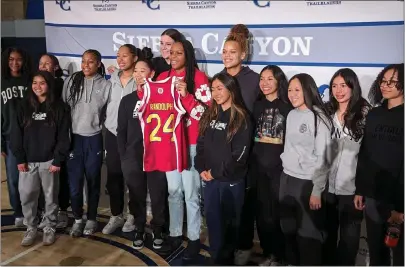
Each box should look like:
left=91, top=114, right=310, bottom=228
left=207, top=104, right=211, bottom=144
left=183, top=239, right=201, bottom=260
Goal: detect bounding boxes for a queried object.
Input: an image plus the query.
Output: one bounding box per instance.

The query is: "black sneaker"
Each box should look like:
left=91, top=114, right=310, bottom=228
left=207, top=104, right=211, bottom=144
left=183, top=239, right=201, bottom=260
left=132, top=231, right=145, bottom=250
left=169, top=235, right=183, bottom=251
left=152, top=229, right=164, bottom=250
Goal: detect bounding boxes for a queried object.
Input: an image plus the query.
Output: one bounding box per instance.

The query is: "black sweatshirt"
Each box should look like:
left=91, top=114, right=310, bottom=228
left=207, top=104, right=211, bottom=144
left=152, top=57, right=171, bottom=81
left=1, top=76, right=30, bottom=153
left=251, top=98, right=293, bottom=170
left=54, top=77, right=64, bottom=100
left=355, top=102, right=404, bottom=212
left=10, top=99, right=71, bottom=167
left=195, top=107, right=253, bottom=182
left=221, top=66, right=260, bottom=113
left=116, top=91, right=144, bottom=168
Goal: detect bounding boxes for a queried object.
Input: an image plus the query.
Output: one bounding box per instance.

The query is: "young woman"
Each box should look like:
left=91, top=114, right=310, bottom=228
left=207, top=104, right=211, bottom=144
left=251, top=65, right=292, bottom=266
left=102, top=44, right=138, bottom=235
left=221, top=24, right=260, bottom=266
left=117, top=49, right=169, bottom=250
left=322, top=68, right=371, bottom=265
left=10, top=71, right=70, bottom=246
left=38, top=54, right=64, bottom=99
left=195, top=72, right=253, bottom=265
left=156, top=39, right=210, bottom=259
left=37, top=53, right=70, bottom=229
left=152, top=28, right=185, bottom=79
left=1, top=47, right=32, bottom=227
left=355, top=63, right=404, bottom=266
left=62, top=49, right=112, bottom=237
left=279, top=73, right=333, bottom=266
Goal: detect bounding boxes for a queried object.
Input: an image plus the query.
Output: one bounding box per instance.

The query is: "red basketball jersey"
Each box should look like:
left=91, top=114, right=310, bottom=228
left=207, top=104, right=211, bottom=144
left=138, top=76, right=188, bottom=172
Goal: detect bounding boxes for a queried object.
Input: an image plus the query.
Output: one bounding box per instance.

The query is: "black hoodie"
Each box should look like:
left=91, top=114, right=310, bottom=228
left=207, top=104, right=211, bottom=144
left=355, top=102, right=404, bottom=212
left=1, top=76, right=29, bottom=153
left=10, top=99, right=71, bottom=167
left=221, top=66, right=260, bottom=113
left=195, top=107, right=253, bottom=182
left=116, top=91, right=144, bottom=169
left=54, top=77, right=64, bottom=100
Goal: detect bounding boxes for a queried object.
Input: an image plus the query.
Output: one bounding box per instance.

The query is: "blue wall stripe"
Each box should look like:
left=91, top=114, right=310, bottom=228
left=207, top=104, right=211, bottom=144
left=44, top=20, right=404, bottom=29
left=48, top=52, right=390, bottom=68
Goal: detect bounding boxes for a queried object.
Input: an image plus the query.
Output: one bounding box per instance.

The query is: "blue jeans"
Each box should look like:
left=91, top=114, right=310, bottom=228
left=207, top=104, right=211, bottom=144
left=5, top=141, right=23, bottom=218
left=166, top=145, right=201, bottom=241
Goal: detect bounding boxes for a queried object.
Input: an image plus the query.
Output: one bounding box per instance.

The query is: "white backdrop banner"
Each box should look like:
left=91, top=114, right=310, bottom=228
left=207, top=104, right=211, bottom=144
left=44, top=1, right=403, bottom=265
left=44, top=0, right=404, bottom=101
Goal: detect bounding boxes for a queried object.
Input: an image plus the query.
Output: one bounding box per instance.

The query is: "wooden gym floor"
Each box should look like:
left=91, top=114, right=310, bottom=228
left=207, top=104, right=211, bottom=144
left=1, top=160, right=264, bottom=266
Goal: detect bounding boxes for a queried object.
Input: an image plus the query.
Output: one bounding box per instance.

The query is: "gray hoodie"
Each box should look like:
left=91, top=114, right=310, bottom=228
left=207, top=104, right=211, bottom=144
left=280, top=108, right=332, bottom=197
left=104, top=70, right=136, bottom=135
left=62, top=73, right=111, bottom=136
left=328, top=111, right=367, bottom=195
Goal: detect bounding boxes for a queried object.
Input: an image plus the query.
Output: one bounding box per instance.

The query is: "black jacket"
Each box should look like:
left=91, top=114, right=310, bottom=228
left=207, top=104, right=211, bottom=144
left=221, top=66, right=260, bottom=113
left=117, top=91, right=144, bottom=168
left=195, top=107, right=253, bottom=182
left=355, top=102, right=404, bottom=212
left=1, top=76, right=30, bottom=153
left=152, top=57, right=171, bottom=81
left=10, top=99, right=71, bottom=167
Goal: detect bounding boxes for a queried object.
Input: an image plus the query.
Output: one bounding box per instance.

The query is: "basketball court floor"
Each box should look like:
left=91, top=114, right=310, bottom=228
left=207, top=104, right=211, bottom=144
left=1, top=161, right=264, bottom=266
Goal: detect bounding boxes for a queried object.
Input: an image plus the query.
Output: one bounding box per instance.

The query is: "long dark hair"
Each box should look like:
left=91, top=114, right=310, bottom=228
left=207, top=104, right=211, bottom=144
left=289, top=73, right=333, bottom=136
left=1, top=47, right=33, bottom=80
left=39, top=53, right=63, bottom=78
left=258, top=65, right=289, bottom=103
left=67, top=49, right=106, bottom=109
left=168, top=39, right=197, bottom=95
left=368, top=63, right=404, bottom=106
left=24, top=71, right=57, bottom=128
left=199, top=72, right=248, bottom=142
left=326, top=68, right=370, bottom=141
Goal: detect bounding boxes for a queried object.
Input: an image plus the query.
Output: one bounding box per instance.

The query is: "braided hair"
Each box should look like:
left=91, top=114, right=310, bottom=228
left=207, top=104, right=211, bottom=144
left=67, top=49, right=105, bottom=109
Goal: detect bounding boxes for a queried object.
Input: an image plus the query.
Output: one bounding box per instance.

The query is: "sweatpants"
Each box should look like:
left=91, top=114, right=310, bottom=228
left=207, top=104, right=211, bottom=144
left=121, top=158, right=167, bottom=231
left=255, top=166, right=284, bottom=260
left=18, top=160, right=59, bottom=228
left=204, top=178, right=245, bottom=263
left=236, top=186, right=256, bottom=251
left=365, top=198, right=404, bottom=266
left=279, top=172, right=326, bottom=266
left=105, top=130, right=125, bottom=216
left=67, top=133, right=103, bottom=221
left=323, top=193, right=363, bottom=266
left=4, top=140, right=23, bottom=218
left=38, top=163, right=70, bottom=212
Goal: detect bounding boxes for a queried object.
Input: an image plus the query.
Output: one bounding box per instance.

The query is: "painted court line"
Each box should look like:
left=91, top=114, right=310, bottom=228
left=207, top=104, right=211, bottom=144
left=1, top=242, right=43, bottom=265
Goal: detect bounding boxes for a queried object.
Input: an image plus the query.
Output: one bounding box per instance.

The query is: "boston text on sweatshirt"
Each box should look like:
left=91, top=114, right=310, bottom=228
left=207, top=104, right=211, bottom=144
left=195, top=107, right=253, bottom=183
left=355, top=102, right=404, bottom=212
left=1, top=76, right=29, bottom=152
left=280, top=108, right=332, bottom=197
left=10, top=100, right=71, bottom=167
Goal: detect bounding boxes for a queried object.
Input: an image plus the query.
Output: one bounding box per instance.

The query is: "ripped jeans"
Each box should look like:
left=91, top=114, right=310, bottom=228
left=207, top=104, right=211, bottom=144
left=67, top=133, right=103, bottom=221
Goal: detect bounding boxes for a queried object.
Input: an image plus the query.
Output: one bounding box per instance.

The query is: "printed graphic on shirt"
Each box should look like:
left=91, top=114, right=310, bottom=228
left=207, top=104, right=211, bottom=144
left=190, top=104, right=205, bottom=121
left=1, top=86, right=27, bottom=104
left=32, top=112, right=47, bottom=121
left=254, top=108, right=285, bottom=144
left=195, top=84, right=211, bottom=103
left=210, top=120, right=227, bottom=131
left=371, top=123, right=403, bottom=144
left=133, top=101, right=142, bottom=118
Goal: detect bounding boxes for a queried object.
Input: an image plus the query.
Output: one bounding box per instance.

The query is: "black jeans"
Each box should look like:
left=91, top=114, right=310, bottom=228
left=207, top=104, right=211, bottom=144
left=105, top=130, right=125, bottom=216
left=323, top=193, right=363, bottom=265
left=365, top=198, right=404, bottom=266
left=122, top=158, right=167, bottom=231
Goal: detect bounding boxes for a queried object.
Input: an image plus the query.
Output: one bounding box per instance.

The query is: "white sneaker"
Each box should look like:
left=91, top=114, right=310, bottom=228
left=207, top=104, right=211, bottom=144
left=102, top=216, right=124, bottom=234
left=122, top=214, right=135, bottom=233
left=84, top=220, right=98, bottom=235
left=21, top=228, right=38, bottom=246
left=234, top=249, right=252, bottom=266
left=15, top=217, right=25, bottom=228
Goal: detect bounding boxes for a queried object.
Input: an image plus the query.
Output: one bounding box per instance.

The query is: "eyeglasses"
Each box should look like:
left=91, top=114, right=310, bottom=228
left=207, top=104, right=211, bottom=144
left=380, top=80, right=399, bottom=88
